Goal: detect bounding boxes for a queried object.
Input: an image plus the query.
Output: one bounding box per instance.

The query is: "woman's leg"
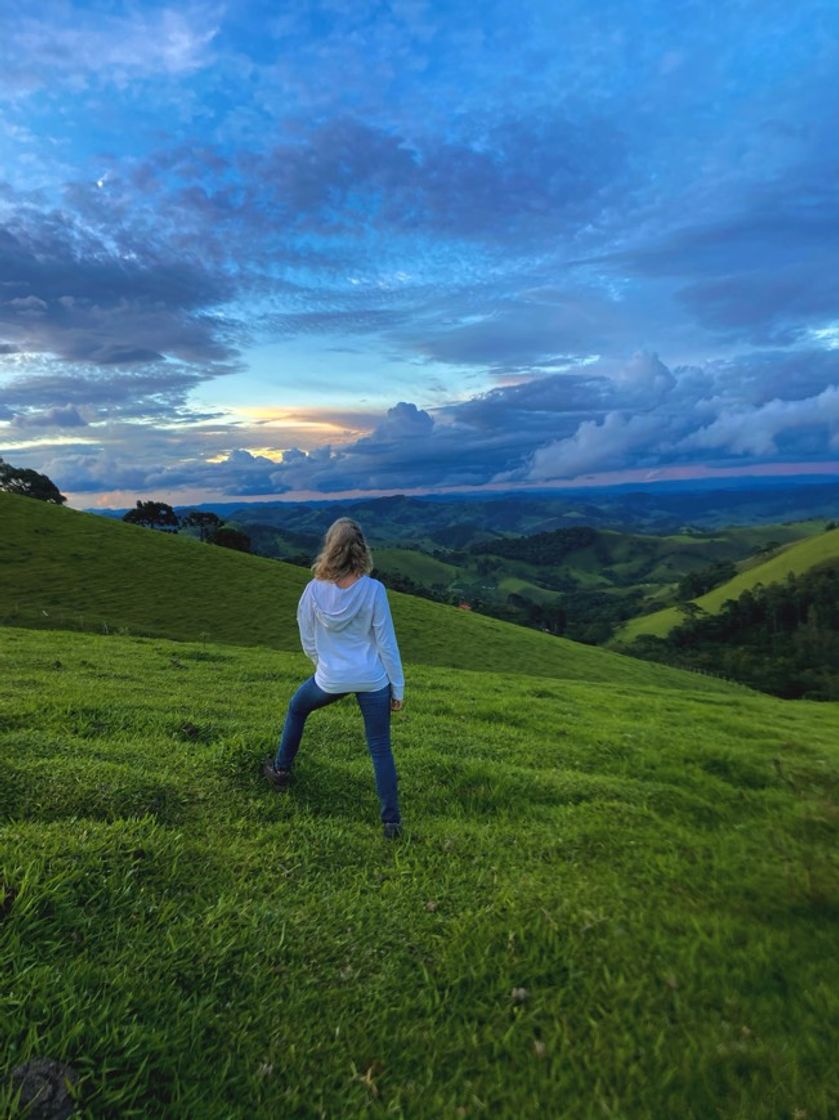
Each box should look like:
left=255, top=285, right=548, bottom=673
left=355, top=686, right=400, bottom=825
left=274, top=677, right=343, bottom=770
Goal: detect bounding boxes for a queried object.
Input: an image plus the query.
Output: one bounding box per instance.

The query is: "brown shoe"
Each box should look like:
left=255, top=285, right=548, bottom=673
left=263, top=757, right=291, bottom=791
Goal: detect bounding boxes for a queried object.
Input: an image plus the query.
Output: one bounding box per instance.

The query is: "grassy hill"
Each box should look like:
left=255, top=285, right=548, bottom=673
left=183, top=487, right=829, bottom=647
left=2, top=625, right=839, bottom=1117
left=0, top=491, right=734, bottom=691
left=372, top=547, right=461, bottom=587
left=616, top=527, right=839, bottom=642
left=368, top=523, right=827, bottom=644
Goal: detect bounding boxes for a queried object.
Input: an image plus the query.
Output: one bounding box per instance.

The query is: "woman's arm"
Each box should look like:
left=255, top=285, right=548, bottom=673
left=296, top=586, right=318, bottom=664
left=372, top=582, right=405, bottom=702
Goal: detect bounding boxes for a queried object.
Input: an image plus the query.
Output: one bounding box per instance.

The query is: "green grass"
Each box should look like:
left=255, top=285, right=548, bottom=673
left=2, top=626, right=839, bottom=1118
left=0, top=491, right=734, bottom=690
left=374, top=548, right=460, bottom=586
left=616, top=527, right=839, bottom=642
left=400, top=523, right=826, bottom=617
left=495, top=575, right=561, bottom=604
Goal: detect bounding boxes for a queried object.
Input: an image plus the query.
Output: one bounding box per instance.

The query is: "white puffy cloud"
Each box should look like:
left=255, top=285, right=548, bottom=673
left=681, top=384, right=839, bottom=457
left=518, top=412, right=667, bottom=481
left=609, top=350, right=676, bottom=402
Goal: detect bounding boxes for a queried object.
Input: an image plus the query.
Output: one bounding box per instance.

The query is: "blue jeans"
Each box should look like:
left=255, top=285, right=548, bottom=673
left=274, top=677, right=400, bottom=825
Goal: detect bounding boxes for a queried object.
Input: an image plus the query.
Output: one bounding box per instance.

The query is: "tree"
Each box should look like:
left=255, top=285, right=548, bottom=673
left=676, top=600, right=704, bottom=619
left=181, top=510, right=223, bottom=542
left=122, top=500, right=180, bottom=532
left=676, top=560, right=736, bottom=601
left=212, top=526, right=251, bottom=552
left=0, top=457, right=66, bottom=504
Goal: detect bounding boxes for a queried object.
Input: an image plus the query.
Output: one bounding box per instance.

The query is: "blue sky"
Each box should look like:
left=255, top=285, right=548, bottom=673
left=1, top=0, right=838, bottom=507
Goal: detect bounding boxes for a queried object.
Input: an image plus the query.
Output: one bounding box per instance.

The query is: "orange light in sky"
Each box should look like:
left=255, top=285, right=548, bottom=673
left=235, top=406, right=370, bottom=439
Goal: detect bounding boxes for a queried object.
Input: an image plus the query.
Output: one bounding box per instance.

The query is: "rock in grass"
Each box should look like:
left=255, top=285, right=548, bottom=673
left=10, top=1058, right=78, bottom=1119
left=510, top=987, right=529, bottom=1005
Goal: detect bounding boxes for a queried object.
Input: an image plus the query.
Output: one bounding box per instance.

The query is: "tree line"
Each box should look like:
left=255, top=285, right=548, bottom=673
left=122, top=501, right=251, bottom=552
left=470, top=525, right=597, bottom=564
left=0, top=459, right=250, bottom=552
left=625, top=564, right=839, bottom=700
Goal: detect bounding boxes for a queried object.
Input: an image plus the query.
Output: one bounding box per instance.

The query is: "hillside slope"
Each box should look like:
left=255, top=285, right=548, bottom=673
left=0, top=492, right=725, bottom=691
left=616, top=527, right=839, bottom=641
left=2, top=626, right=839, bottom=1118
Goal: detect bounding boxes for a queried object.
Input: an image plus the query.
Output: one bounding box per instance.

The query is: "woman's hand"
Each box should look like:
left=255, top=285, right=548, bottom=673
left=391, top=697, right=405, bottom=712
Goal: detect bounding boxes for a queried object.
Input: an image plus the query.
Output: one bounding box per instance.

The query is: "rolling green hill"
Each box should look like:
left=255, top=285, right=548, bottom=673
left=2, top=626, right=839, bottom=1118
left=370, top=523, right=825, bottom=629
left=372, top=547, right=460, bottom=586
left=0, top=492, right=715, bottom=691
left=616, top=527, right=839, bottom=642
left=4, top=492, right=839, bottom=1115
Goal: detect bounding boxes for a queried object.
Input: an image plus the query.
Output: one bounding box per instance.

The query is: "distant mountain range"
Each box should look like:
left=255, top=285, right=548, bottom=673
left=92, top=477, right=839, bottom=536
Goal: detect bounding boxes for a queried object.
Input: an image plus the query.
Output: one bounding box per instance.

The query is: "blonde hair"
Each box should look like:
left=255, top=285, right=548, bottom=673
left=312, top=518, right=374, bottom=582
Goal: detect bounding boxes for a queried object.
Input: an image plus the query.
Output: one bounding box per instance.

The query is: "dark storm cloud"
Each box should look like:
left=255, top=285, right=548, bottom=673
left=440, top=372, right=609, bottom=433
left=0, top=217, right=228, bottom=308
left=393, top=277, right=686, bottom=372
left=0, top=213, right=237, bottom=369
left=259, top=112, right=625, bottom=244
left=679, top=267, right=839, bottom=347
left=585, top=169, right=839, bottom=347
left=35, top=445, right=293, bottom=497
left=704, top=349, right=839, bottom=406
left=1, top=363, right=224, bottom=423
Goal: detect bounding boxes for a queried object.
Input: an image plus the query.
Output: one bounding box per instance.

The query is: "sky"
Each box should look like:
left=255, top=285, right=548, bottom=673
left=1, top=0, right=838, bottom=509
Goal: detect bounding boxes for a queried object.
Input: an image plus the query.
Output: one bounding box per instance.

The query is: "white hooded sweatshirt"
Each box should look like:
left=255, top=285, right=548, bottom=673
left=296, top=576, right=405, bottom=700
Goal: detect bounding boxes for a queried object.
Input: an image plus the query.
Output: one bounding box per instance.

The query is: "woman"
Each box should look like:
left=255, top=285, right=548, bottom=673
left=263, top=518, right=405, bottom=838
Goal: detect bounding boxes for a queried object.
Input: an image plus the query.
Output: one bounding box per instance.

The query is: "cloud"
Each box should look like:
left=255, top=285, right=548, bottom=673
left=521, top=412, right=667, bottom=481
left=0, top=363, right=226, bottom=423
left=0, top=4, right=220, bottom=96
left=266, top=350, right=839, bottom=492
left=29, top=445, right=294, bottom=498
left=679, top=265, right=839, bottom=346
left=266, top=308, right=409, bottom=336
left=505, top=350, right=839, bottom=482
left=585, top=171, right=839, bottom=346
left=680, top=384, right=839, bottom=458
left=272, top=401, right=484, bottom=491
left=0, top=212, right=236, bottom=370
left=13, top=405, right=87, bottom=428
left=3, top=0, right=839, bottom=504
left=703, top=348, right=839, bottom=406
left=6, top=347, right=839, bottom=500
left=610, top=350, right=676, bottom=402
left=258, top=112, right=625, bottom=244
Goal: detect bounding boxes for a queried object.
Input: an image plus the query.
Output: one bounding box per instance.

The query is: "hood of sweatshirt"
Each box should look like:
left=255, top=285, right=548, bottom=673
left=308, top=576, right=375, bottom=631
